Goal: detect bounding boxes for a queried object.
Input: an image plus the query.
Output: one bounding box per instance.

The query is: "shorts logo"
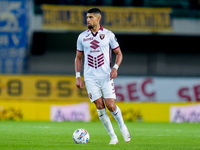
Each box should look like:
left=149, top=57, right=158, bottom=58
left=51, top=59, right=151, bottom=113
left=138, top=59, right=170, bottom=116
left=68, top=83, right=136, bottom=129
left=99, top=34, right=105, bottom=40
left=89, top=93, right=92, bottom=99
left=111, top=83, right=115, bottom=94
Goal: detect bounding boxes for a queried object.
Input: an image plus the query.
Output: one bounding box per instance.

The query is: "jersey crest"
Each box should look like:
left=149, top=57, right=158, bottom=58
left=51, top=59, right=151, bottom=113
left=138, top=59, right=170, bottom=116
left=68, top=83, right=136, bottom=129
left=99, top=34, right=105, bottom=40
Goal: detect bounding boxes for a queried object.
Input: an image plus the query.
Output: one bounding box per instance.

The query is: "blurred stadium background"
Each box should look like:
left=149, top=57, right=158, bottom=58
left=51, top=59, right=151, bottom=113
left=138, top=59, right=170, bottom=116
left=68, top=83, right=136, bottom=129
left=0, top=0, right=200, bottom=123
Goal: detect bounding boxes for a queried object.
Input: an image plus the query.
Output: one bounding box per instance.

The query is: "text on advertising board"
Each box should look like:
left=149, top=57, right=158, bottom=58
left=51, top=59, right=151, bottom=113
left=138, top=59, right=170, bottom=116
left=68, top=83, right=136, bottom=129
left=42, top=5, right=172, bottom=33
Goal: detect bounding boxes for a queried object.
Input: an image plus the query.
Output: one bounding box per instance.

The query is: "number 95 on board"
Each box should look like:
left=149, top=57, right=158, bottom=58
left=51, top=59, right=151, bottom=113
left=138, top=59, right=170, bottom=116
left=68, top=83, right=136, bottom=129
left=0, top=75, right=88, bottom=100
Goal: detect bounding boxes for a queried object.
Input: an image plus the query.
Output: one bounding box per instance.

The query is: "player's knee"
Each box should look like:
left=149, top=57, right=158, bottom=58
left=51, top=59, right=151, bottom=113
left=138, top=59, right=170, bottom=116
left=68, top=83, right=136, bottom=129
left=107, top=103, right=116, bottom=112
left=94, top=99, right=105, bottom=109
left=96, top=104, right=105, bottom=110
left=105, top=98, right=116, bottom=112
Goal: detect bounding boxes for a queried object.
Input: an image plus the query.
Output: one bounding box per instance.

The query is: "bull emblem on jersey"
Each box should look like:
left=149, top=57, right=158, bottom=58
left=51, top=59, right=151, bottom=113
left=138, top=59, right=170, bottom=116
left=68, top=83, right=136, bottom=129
left=99, top=34, right=105, bottom=40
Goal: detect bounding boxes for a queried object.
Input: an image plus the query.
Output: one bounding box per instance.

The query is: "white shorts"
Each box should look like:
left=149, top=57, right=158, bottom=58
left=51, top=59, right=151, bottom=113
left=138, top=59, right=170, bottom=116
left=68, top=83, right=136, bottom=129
left=85, top=78, right=116, bottom=102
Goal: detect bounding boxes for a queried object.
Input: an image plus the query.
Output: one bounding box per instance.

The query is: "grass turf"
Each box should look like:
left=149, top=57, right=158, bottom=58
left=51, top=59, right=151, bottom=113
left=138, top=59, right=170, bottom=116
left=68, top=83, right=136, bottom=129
left=0, top=121, right=199, bottom=150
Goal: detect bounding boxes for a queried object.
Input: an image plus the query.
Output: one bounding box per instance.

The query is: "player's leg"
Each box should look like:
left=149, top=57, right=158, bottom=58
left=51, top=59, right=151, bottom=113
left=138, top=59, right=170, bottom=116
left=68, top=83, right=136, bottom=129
left=93, top=98, right=118, bottom=144
left=85, top=79, right=118, bottom=144
left=102, top=78, right=131, bottom=143
left=104, top=98, right=124, bottom=129
left=104, top=98, right=131, bottom=142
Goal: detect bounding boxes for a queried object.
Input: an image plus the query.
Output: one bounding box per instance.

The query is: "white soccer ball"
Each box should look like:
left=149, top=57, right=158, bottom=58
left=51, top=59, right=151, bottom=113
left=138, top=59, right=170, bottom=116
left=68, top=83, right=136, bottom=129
left=73, top=129, right=89, bottom=144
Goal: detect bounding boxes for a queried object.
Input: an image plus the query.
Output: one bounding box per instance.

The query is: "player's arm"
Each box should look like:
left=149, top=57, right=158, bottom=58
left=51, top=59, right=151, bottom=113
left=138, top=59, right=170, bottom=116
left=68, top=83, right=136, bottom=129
left=110, top=47, right=123, bottom=80
left=75, top=51, right=84, bottom=89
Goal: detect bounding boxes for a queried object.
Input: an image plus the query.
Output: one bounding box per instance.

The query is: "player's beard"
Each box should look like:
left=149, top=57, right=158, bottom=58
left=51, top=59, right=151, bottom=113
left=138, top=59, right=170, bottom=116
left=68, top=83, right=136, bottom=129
left=87, top=25, right=94, bottom=30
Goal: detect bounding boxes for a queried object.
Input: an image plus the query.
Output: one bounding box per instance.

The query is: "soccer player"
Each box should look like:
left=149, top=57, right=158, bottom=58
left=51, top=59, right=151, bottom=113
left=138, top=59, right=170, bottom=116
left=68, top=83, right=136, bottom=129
left=75, top=8, right=131, bottom=145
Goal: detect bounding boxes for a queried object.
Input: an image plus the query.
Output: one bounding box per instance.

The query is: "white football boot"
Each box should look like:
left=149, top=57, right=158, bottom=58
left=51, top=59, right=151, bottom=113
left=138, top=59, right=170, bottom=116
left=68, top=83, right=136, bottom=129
left=108, top=138, right=119, bottom=145
left=121, top=125, right=131, bottom=143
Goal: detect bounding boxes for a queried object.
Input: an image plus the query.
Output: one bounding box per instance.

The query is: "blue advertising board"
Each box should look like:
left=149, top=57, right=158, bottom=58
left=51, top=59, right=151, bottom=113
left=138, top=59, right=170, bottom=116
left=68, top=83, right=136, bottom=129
left=0, top=0, right=30, bottom=73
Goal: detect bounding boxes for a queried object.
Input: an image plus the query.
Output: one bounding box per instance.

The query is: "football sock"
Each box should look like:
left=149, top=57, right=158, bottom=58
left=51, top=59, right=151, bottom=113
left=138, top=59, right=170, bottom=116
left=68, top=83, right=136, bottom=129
left=110, top=105, right=126, bottom=130
left=97, top=108, right=117, bottom=140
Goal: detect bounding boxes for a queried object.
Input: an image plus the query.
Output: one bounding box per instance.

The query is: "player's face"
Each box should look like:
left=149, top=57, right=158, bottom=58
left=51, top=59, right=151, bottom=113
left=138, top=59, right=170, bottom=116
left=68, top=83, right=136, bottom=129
left=87, top=13, right=100, bottom=29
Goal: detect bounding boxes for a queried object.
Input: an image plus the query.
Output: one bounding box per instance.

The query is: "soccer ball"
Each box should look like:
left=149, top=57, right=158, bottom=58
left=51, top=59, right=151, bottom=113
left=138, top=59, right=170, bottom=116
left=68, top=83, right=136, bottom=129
left=73, top=129, right=89, bottom=144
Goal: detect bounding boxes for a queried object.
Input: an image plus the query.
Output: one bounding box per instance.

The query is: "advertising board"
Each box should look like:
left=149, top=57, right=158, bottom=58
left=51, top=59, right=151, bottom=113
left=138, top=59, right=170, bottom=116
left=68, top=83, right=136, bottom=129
left=0, top=75, right=200, bottom=102
left=42, top=5, right=172, bottom=33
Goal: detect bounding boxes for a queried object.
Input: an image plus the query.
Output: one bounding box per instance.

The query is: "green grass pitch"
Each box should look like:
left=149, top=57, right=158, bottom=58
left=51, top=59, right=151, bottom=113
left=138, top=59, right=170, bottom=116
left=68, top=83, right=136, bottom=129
left=0, top=121, right=199, bottom=150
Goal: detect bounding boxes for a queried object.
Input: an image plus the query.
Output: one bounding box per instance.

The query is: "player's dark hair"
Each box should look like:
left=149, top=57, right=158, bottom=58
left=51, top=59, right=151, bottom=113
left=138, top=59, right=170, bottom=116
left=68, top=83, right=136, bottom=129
left=87, top=8, right=101, bottom=15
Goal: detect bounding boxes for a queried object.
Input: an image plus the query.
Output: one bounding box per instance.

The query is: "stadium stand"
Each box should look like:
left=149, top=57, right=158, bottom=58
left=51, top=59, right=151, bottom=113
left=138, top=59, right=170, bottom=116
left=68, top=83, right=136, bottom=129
left=34, top=0, right=200, bottom=17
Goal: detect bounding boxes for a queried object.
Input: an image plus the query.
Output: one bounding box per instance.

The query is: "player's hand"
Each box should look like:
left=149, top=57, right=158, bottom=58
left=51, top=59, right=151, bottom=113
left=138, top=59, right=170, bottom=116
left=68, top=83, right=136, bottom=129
left=110, top=68, right=118, bottom=80
left=76, top=77, right=84, bottom=89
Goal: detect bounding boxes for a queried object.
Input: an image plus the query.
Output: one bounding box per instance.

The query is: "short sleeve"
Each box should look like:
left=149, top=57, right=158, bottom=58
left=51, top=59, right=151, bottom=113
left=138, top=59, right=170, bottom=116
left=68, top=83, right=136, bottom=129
left=77, top=34, right=83, bottom=51
left=109, top=32, right=119, bottom=50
